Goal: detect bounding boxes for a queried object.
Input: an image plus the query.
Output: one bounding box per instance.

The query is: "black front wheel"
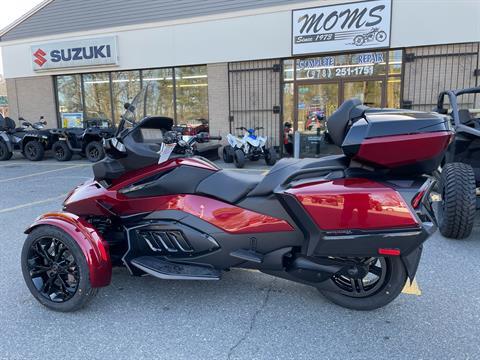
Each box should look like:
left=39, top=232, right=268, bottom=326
left=222, top=145, right=234, bottom=163
left=319, top=257, right=407, bottom=311
left=21, top=225, right=98, bottom=312
left=234, top=149, right=245, bottom=168
left=52, top=141, right=73, bottom=162
left=0, top=141, right=13, bottom=161
left=85, top=141, right=105, bottom=162
left=23, top=141, right=45, bottom=161
left=264, top=147, right=277, bottom=166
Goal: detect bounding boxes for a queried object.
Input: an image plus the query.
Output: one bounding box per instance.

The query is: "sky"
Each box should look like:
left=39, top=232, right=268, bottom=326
left=0, top=0, right=45, bottom=75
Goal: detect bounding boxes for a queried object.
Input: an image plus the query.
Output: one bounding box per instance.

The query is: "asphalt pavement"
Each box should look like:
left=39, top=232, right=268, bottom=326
left=0, top=154, right=479, bottom=360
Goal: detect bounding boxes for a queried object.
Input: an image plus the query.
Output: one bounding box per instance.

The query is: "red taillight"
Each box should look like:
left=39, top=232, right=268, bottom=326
left=411, top=190, right=426, bottom=209
left=378, top=248, right=401, bottom=256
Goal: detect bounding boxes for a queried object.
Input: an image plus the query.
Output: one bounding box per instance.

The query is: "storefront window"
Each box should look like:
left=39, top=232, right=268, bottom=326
left=56, top=75, right=83, bottom=127
left=389, top=50, right=403, bottom=75
left=175, top=66, right=208, bottom=123
left=283, top=83, right=294, bottom=125
left=111, top=71, right=141, bottom=124
left=283, top=59, right=294, bottom=81
left=142, top=68, right=175, bottom=118
left=387, top=78, right=402, bottom=108
left=83, top=72, right=113, bottom=122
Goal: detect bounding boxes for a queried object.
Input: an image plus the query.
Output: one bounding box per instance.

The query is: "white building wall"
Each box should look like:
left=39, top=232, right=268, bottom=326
left=1, top=0, right=479, bottom=79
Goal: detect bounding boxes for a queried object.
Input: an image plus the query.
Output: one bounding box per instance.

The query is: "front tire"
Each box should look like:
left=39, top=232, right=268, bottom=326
left=23, top=141, right=45, bottom=161
left=0, top=141, right=12, bottom=161
left=437, top=162, right=476, bottom=239
left=21, top=225, right=98, bottom=312
left=222, top=145, right=234, bottom=163
left=264, top=147, right=277, bottom=166
left=234, top=149, right=245, bottom=168
left=319, top=257, right=407, bottom=311
left=52, top=141, right=73, bottom=162
left=85, top=141, right=105, bottom=162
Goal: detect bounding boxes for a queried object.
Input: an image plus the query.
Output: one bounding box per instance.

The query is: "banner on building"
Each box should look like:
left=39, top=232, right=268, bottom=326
left=292, top=0, right=392, bottom=55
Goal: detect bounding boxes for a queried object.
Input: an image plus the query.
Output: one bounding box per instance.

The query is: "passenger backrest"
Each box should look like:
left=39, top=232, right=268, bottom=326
left=327, top=99, right=363, bottom=147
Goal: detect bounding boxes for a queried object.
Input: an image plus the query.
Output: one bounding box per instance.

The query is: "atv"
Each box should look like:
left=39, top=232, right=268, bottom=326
left=223, top=127, right=277, bottom=168
left=50, top=119, right=115, bottom=162
left=0, top=114, right=54, bottom=161
left=433, top=87, right=480, bottom=239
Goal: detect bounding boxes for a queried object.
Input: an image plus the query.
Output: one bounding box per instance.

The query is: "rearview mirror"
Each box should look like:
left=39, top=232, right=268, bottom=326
left=124, top=103, right=131, bottom=110
left=40, top=116, right=44, bottom=120
left=19, top=117, right=25, bottom=121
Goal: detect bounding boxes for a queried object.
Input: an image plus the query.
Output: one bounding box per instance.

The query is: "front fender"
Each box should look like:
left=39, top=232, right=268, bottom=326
left=25, top=212, right=112, bottom=288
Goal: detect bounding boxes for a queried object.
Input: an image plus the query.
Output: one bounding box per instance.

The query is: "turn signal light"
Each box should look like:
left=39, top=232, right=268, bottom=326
left=378, top=248, right=401, bottom=256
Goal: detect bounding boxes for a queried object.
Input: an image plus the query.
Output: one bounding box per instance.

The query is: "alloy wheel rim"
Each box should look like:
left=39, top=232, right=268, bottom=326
left=331, top=257, right=388, bottom=298
left=56, top=147, right=64, bottom=158
left=26, top=144, right=37, bottom=157
left=27, top=237, right=80, bottom=302
left=89, top=147, right=99, bottom=160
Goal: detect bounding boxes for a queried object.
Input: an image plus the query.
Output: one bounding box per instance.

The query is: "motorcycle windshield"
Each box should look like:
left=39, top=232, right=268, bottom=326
left=122, top=84, right=151, bottom=128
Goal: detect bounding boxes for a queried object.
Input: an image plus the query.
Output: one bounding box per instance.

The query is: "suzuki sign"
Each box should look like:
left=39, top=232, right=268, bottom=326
left=31, top=37, right=118, bottom=71
left=292, top=0, right=392, bottom=55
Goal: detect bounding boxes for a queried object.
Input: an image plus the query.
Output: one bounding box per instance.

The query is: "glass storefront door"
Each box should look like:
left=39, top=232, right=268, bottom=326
left=297, top=83, right=339, bottom=132
left=344, top=80, right=383, bottom=107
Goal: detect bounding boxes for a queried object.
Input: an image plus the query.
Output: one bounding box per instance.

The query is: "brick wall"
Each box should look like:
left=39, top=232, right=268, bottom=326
left=207, top=63, right=230, bottom=142
left=6, top=76, right=57, bottom=128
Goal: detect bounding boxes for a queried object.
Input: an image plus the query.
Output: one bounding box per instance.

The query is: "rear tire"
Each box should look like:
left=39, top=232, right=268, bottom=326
left=23, top=141, right=45, bottom=161
left=319, top=257, right=407, bottom=311
left=0, top=141, right=12, bottom=161
left=21, top=225, right=98, bottom=312
left=85, top=141, right=105, bottom=162
left=52, top=141, right=73, bottom=162
left=437, top=162, right=476, bottom=239
left=234, top=149, right=245, bottom=168
left=264, top=147, right=277, bottom=166
left=222, top=145, right=234, bottom=163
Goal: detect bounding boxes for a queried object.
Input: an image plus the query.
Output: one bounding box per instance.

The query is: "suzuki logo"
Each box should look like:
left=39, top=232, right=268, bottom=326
left=33, top=49, right=47, bottom=66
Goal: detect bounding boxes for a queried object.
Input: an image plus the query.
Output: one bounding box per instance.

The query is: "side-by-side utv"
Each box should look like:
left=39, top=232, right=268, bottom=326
left=433, top=87, right=480, bottom=239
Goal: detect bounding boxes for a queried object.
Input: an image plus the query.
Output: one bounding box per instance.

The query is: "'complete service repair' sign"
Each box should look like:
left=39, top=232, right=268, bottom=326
left=31, top=36, right=118, bottom=71
left=292, top=0, right=392, bottom=55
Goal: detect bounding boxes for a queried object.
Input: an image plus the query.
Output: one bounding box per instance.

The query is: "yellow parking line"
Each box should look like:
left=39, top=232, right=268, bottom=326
left=402, top=278, right=422, bottom=296
left=0, top=193, right=67, bottom=214
left=0, top=164, right=88, bottom=183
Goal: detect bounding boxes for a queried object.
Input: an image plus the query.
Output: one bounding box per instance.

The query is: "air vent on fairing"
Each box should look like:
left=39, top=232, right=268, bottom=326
left=137, top=230, right=194, bottom=253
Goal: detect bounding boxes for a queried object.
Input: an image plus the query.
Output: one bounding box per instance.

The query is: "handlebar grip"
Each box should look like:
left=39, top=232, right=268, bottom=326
left=209, top=136, right=222, bottom=141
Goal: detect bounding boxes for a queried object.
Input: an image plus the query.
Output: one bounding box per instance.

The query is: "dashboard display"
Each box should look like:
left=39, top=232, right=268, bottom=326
left=140, top=128, right=163, bottom=142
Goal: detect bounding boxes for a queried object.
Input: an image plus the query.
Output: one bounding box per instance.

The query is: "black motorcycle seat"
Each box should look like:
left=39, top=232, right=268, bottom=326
left=196, top=170, right=262, bottom=203
left=248, top=155, right=349, bottom=197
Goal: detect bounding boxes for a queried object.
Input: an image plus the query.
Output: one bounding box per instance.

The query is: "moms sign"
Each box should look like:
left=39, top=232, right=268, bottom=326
left=292, top=0, right=392, bottom=55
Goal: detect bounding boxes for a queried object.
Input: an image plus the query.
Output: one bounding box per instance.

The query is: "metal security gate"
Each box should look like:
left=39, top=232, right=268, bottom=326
left=228, top=60, right=283, bottom=150
left=402, top=43, right=480, bottom=111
